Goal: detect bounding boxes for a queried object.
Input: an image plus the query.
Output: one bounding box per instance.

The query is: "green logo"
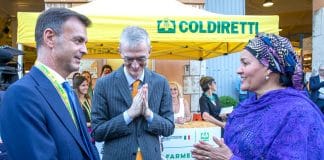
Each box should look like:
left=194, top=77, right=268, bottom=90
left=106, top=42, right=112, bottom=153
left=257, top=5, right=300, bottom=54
left=200, top=132, right=209, bottom=141
left=157, top=19, right=176, bottom=33
left=156, top=19, right=259, bottom=34
left=165, top=153, right=191, bottom=159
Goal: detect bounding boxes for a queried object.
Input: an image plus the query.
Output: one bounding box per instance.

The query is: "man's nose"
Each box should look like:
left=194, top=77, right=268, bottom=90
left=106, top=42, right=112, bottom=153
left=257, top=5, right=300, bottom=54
left=131, top=60, right=140, bottom=68
left=80, top=43, right=87, bottom=55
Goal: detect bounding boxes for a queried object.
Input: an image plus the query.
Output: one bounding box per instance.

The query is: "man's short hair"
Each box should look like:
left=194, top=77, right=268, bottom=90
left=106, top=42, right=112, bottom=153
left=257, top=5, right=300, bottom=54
left=35, top=8, right=91, bottom=48
left=119, top=26, right=151, bottom=53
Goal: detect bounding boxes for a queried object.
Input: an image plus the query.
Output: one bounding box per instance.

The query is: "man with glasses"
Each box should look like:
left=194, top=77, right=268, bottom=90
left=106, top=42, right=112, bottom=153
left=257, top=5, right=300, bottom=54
left=309, top=63, right=324, bottom=113
left=91, top=26, right=174, bottom=159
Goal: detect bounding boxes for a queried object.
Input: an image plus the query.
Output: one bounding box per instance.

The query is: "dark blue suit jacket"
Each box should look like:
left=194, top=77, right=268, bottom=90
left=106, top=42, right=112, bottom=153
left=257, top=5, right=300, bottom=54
left=309, top=75, right=324, bottom=101
left=0, top=67, right=99, bottom=160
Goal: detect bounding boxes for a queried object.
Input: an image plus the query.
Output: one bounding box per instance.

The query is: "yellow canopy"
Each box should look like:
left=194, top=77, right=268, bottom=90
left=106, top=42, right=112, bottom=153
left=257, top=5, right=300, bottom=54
left=17, top=0, right=279, bottom=60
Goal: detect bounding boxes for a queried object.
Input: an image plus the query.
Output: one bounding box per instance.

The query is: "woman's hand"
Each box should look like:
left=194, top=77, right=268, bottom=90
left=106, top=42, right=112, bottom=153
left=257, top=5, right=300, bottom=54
left=191, top=136, right=233, bottom=160
left=219, top=113, right=228, bottom=121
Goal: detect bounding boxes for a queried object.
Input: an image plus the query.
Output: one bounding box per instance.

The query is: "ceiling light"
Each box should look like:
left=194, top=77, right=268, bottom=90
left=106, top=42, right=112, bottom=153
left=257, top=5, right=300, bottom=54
left=263, top=0, right=274, bottom=7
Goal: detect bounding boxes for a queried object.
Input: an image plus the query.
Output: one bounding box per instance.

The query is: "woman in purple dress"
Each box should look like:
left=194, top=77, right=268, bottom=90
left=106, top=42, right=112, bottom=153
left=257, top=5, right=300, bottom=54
left=192, top=33, right=324, bottom=159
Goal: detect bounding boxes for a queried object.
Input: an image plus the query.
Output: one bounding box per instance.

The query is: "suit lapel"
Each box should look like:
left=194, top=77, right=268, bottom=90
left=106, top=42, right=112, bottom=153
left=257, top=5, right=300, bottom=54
left=143, top=68, right=153, bottom=101
left=30, top=67, right=89, bottom=157
left=115, top=66, right=132, bottom=107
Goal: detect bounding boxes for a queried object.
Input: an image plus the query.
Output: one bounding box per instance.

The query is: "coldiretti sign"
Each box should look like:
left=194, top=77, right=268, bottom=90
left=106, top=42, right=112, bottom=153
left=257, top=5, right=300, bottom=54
left=17, top=13, right=278, bottom=47
left=157, top=19, right=258, bottom=34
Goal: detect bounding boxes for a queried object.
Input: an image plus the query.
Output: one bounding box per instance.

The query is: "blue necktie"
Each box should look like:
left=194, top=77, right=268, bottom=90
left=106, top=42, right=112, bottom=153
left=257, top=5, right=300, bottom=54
left=62, top=82, right=96, bottom=160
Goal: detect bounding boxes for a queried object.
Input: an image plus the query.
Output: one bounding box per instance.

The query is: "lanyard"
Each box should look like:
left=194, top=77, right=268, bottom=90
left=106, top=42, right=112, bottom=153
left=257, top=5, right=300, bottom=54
left=35, top=62, right=77, bottom=125
left=82, top=98, right=91, bottom=121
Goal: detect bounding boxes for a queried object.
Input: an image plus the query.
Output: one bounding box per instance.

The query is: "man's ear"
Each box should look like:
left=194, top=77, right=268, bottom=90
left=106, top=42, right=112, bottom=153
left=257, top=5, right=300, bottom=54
left=148, top=46, right=152, bottom=54
left=146, top=46, right=151, bottom=58
left=118, top=46, right=124, bottom=58
left=43, top=28, right=56, bottom=48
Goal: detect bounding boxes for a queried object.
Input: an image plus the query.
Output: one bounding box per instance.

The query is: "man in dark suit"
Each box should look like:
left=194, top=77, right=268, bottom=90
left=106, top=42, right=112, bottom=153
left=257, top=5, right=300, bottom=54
left=0, top=8, right=99, bottom=160
left=91, top=26, right=174, bottom=160
left=309, top=64, right=324, bottom=114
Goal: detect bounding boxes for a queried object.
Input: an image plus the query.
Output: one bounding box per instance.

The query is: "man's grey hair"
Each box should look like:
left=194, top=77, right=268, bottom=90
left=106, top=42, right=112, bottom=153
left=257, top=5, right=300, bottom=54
left=119, top=26, right=151, bottom=52
left=35, top=8, right=91, bottom=48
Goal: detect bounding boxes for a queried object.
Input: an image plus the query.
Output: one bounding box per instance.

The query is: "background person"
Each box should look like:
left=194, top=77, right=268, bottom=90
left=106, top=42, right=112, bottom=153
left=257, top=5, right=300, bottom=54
left=82, top=70, right=94, bottom=99
left=309, top=63, right=324, bottom=113
left=199, top=76, right=225, bottom=128
left=169, top=81, right=191, bottom=124
left=91, top=26, right=174, bottom=160
left=73, top=76, right=92, bottom=128
left=73, top=75, right=95, bottom=144
left=192, top=33, right=324, bottom=159
left=72, top=72, right=81, bottom=80
left=0, top=8, right=99, bottom=160
left=100, top=64, right=113, bottom=77
left=0, top=45, right=23, bottom=160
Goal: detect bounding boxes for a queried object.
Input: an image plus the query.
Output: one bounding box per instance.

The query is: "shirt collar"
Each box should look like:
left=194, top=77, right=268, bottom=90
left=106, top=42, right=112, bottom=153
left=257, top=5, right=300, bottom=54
left=123, top=66, right=144, bottom=86
left=35, top=61, right=66, bottom=84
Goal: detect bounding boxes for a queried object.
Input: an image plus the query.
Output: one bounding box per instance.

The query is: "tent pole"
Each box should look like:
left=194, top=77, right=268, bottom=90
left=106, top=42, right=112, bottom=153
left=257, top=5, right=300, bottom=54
left=151, top=59, right=155, bottom=71
left=17, top=43, right=24, bottom=79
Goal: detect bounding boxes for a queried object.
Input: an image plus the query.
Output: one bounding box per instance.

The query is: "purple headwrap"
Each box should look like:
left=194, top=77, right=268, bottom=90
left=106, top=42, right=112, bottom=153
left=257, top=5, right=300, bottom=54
left=245, top=33, right=304, bottom=90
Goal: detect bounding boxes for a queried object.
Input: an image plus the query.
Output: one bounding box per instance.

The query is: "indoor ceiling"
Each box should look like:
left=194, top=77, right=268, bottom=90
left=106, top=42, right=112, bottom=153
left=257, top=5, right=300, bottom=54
left=246, top=0, right=312, bottom=41
left=0, top=0, right=44, bottom=41
left=0, top=0, right=44, bottom=18
left=0, top=0, right=44, bottom=66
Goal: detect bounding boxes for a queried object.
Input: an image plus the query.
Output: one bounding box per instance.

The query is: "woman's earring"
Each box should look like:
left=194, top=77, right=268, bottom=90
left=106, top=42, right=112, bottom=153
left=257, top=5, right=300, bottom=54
left=265, top=75, right=269, bottom=80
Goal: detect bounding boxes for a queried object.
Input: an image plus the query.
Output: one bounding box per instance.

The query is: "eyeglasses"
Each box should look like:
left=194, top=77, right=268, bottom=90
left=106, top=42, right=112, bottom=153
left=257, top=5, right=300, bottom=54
left=170, top=88, right=178, bottom=91
left=123, top=56, right=147, bottom=64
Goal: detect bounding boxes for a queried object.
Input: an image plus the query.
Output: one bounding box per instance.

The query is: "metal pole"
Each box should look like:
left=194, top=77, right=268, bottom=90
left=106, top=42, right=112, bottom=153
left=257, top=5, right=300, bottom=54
left=17, top=44, right=24, bottom=79
left=151, top=59, right=155, bottom=71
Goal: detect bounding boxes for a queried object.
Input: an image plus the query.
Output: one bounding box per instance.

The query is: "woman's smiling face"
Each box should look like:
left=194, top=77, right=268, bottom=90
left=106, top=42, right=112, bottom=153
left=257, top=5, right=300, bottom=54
left=237, top=49, right=268, bottom=92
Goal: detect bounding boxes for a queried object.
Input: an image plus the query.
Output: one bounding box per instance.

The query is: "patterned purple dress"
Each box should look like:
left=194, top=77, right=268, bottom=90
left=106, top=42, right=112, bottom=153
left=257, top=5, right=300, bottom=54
left=225, top=88, right=324, bottom=159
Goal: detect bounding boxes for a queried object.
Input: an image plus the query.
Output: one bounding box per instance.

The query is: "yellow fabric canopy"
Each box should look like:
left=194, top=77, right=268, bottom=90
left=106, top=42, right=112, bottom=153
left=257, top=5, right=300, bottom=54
left=17, top=0, right=279, bottom=60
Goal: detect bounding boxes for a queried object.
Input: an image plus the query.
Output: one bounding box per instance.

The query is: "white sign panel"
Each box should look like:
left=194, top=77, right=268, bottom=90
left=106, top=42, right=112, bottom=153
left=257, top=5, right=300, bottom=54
left=162, top=127, right=221, bottom=160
